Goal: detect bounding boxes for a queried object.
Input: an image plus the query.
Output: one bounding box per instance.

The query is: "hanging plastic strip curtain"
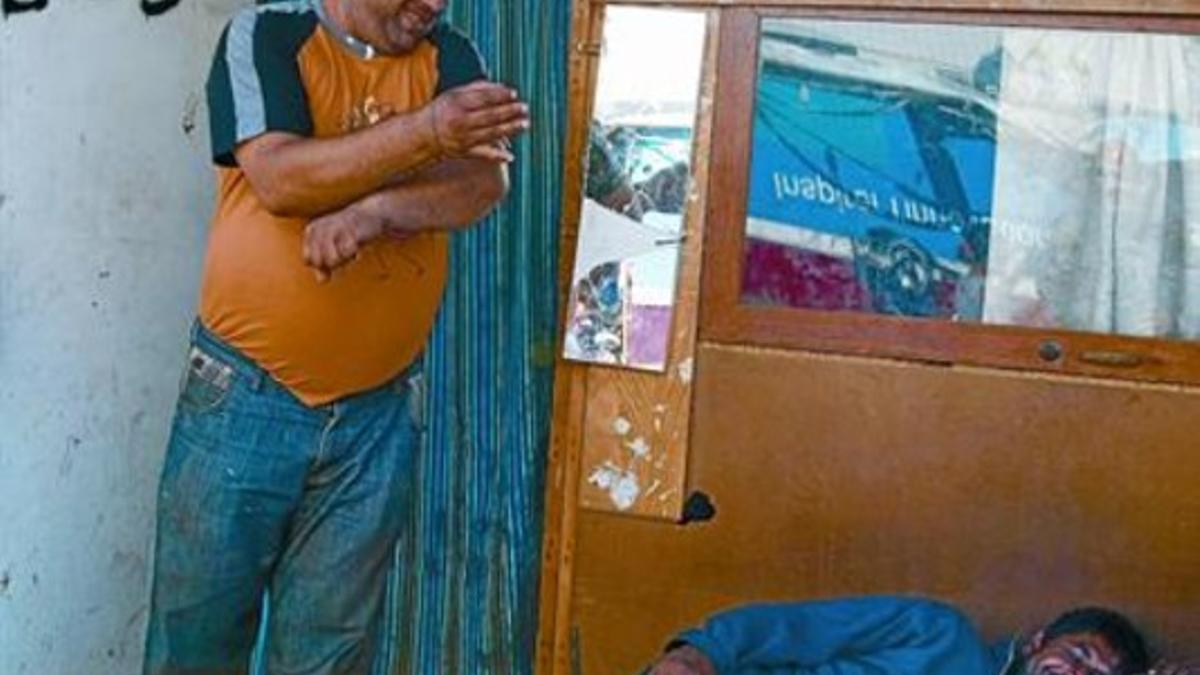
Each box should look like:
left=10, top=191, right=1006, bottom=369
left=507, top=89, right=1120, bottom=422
left=384, top=2, right=568, bottom=674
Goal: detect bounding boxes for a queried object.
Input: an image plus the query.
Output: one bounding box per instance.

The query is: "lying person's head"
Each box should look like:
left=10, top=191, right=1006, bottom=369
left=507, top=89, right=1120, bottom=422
left=1021, top=607, right=1150, bottom=675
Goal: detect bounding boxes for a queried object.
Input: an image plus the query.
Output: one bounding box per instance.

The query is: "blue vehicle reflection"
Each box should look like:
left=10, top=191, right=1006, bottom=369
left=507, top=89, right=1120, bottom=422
left=743, top=22, right=999, bottom=320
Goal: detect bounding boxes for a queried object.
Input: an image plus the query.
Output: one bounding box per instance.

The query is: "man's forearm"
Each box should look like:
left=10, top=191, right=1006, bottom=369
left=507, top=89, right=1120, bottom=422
left=237, top=108, right=441, bottom=218
left=356, top=158, right=509, bottom=232
left=299, top=158, right=508, bottom=277
left=239, top=81, right=528, bottom=219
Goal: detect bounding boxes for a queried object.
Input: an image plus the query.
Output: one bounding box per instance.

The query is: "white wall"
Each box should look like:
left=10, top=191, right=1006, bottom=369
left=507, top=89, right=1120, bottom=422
left=1, top=0, right=241, bottom=671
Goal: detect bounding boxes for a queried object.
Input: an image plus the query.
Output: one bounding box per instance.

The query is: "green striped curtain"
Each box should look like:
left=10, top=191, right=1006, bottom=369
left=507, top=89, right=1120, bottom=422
left=381, top=2, right=569, bottom=674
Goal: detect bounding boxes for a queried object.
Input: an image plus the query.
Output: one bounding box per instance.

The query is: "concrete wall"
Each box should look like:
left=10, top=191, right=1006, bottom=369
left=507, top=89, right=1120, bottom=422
left=0, top=0, right=239, bottom=671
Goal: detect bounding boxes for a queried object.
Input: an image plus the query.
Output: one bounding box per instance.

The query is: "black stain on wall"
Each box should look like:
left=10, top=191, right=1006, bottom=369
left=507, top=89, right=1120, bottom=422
left=181, top=93, right=200, bottom=137
left=2, top=0, right=182, bottom=17
left=140, top=0, right=181, bottom=17
left=1, top=0, right=48, bottom=18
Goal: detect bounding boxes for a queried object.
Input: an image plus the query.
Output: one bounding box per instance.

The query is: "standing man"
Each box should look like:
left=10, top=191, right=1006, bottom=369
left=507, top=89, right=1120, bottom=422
left=144, top=0, right=529, bottom=672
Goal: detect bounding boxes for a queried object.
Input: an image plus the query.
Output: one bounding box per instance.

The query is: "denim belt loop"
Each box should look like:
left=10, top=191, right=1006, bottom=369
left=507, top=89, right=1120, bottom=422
left=392, top=355, right=423, bottom=394
left=245, top=366, right=265, bottom=392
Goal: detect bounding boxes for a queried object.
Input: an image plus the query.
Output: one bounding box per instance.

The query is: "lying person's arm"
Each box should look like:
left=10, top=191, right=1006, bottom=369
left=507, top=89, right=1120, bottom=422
left=301, top=158, right=508, bottom=277
left=654, top=596, right=997, bottom=675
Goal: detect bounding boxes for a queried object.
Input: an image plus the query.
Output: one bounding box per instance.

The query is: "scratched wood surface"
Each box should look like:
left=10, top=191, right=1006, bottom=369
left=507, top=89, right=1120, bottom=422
left=571, top=343, right=1200, bottom=674
left=575, top=10, right=719, bottom=521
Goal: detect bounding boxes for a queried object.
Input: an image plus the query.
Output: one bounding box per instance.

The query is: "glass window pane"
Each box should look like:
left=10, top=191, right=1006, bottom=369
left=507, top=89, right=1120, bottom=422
left=742, top=18, right=1200, bottom=341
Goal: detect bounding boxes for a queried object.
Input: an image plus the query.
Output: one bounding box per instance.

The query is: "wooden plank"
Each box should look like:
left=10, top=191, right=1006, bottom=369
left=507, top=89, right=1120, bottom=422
left=541, top=370, right=587, bottom=675
left=699, top=8, right=759, bottom=341
left=577, top=365, right=694, bottom=518
left=533, top=1, right=604, bottom=674
left=703, top=307, right=1200, bottom=386
left=576, top=9, right=720, bottom=521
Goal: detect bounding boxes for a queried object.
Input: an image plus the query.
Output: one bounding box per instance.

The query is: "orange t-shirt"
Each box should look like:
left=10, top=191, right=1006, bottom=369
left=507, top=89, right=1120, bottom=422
left=200, top=0, right=485, bottom=406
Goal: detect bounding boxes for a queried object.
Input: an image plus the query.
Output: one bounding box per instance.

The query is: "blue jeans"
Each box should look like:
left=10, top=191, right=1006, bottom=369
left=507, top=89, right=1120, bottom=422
left=144, top=323, right=423, bottom=675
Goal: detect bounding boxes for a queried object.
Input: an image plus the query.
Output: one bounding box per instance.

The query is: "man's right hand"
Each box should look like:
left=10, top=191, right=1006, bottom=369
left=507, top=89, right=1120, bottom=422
left=428, top=81, right=530, bottom=161
left=647, top=645, right=717, bottom=675
left=302, top=204, right=386, bottom=282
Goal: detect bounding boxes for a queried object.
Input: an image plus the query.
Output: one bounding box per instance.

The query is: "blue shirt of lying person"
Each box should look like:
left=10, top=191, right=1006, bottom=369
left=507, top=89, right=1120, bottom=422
left=646, top=596, right=1150, bottom=675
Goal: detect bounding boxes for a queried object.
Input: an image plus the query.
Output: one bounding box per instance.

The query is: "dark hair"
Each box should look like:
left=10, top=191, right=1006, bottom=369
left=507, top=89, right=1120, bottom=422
left=1043, top=607, right=1150, bottom=675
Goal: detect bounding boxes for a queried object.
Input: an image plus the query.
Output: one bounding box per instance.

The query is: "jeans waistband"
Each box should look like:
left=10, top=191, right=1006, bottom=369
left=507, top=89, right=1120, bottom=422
left=188, top=320, right=423, bottom=406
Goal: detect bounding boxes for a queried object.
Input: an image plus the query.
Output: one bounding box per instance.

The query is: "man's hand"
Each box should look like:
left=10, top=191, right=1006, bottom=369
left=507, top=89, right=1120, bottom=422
left=302, top=205, right=386, bottom=282
left=233, top=82, right=527, bottom=219
left=428, top=81, right=530, bottom=161
left=647, top=645, right=717, bottom=675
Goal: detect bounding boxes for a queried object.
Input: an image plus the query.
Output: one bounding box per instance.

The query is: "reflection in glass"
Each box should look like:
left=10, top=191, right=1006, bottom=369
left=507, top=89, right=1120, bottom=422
left=564, top=7, right=707, bottom=370
left=742, top=18, right=1200, bottom=341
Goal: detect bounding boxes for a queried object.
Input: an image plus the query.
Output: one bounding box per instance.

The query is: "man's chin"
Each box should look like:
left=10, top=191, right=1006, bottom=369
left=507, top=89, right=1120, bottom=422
left=380, top=18, right=434, bottom=54
left=378, top=31, right=426, bottom=55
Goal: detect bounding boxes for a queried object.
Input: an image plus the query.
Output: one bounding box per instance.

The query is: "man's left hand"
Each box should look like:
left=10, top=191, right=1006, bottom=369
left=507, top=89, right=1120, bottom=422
left=302, top=205, right=386, bottom=282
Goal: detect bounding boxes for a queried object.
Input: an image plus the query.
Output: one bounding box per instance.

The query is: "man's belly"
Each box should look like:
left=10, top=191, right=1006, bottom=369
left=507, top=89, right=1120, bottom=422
left=199, top=219, right=448, bottom=406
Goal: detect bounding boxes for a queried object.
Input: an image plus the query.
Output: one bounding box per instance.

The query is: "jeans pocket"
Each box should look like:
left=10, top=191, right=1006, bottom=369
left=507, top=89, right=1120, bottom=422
left=177, top=346, right=234, bottom=415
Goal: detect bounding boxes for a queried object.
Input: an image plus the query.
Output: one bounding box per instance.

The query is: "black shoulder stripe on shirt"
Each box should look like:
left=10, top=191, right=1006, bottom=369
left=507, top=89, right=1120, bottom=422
left=430, top=23, right=489, bottom=94
left=206, top=3, right=318, bottom=167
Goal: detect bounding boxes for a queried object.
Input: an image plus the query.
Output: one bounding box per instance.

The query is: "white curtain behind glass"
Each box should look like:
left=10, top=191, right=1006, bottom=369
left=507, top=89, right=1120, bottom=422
left=984, top=31, right=1200, bottom=340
